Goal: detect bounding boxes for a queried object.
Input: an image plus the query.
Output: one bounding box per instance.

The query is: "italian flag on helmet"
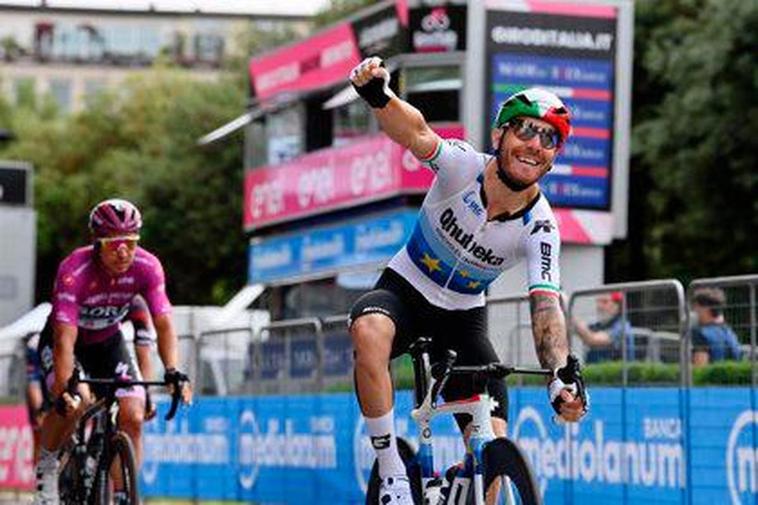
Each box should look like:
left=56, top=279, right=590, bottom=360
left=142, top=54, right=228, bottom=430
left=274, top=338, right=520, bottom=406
left=493, top=88, right=572, bottom=145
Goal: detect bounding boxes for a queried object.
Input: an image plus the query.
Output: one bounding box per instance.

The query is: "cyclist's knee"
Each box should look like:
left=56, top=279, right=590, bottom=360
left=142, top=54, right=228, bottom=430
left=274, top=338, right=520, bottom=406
left=118, top=399, right=145, bottom=433
left=350, top=314, right=394, bottom=360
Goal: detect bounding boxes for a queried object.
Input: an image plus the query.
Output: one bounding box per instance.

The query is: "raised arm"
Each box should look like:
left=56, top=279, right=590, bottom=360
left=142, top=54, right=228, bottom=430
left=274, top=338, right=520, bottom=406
left=350, top=56, right=440, bottom=159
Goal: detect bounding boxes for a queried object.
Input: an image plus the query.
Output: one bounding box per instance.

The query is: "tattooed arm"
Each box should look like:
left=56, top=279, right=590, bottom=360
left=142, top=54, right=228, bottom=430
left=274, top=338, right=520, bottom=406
left=529, top=292, right=569, bottom=370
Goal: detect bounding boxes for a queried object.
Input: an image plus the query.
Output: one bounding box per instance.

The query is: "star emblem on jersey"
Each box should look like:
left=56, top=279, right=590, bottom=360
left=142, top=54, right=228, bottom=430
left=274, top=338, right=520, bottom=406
left=420, top=253, right=442, bottom=273
left=458, top=269, right=470, bottom=278
left=467, top=281, right=481, bottom=289
left=530, top=220, right=554, bottom=235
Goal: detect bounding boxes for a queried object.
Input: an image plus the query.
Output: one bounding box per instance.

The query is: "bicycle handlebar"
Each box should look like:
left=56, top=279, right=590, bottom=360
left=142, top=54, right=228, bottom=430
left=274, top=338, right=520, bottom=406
left=70, top=375, right=184, bottom=421
left=450, top=363, right=553, bottom=380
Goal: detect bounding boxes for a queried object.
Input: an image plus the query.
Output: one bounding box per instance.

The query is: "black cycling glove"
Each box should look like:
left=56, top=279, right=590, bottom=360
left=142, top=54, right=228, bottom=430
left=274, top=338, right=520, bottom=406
left=164, top=368, right=190, bottom=388
left=547, top=354, right=589, bottom=418
left=350, top=57, right=395, bottom=109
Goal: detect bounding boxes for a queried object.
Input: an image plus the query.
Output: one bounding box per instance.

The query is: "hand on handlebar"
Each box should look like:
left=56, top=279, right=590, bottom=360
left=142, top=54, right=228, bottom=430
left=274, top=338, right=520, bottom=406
left=53, top=369, right=82, bottom=417
left=548, top=355, right=589, bottom=423
left=164, top=368, right=193, bottom=406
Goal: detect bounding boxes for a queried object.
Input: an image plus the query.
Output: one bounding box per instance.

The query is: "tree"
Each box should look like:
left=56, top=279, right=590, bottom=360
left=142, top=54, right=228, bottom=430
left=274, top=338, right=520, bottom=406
left=0, top=69, right=249, bottom=305
left=606, top=0, right=757, bottom=282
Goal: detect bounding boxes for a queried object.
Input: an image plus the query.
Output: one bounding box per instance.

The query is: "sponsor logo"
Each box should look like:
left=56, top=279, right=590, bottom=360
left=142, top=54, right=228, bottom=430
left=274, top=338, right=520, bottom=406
left=358, top=17, right=399, bottom=53
left=539, top=242, right=552, bottom=281
left=371, top=434, right=391, bottom=450
left=490, top=26, right=614, bottom=52
left=117, top=276, right=135, bottom=285
left=531, top=220, right=554, bottom=235
left=512, top=408, right=685, bottom=496
left=462, top=191, right=484, bottom=217
left=439, top=208, right=504, bottom=266
left=413, top=7, right=458, bottom=52
left=726, top=410, right=758, bottom=504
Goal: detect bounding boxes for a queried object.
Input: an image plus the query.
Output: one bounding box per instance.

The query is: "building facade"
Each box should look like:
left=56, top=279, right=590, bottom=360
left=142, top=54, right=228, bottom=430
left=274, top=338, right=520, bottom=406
left=0, top=1, right=315, bottom=111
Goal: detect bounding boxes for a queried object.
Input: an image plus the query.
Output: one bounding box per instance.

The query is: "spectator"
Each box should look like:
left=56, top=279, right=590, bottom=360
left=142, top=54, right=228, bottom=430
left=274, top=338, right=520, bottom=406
left=691, top=287, right=742, bottom=366
left=572, top=291, right=635, bottom=363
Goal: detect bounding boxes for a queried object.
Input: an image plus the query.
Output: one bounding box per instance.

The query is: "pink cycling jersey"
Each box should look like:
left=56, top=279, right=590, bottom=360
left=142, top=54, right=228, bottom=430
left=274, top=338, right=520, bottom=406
left=51, top=245, right=172, bottom=345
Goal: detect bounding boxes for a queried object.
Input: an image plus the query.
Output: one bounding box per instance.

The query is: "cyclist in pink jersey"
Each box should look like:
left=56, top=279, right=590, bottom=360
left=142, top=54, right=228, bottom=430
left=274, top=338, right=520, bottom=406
left=33, top=198, right=192, bottom=505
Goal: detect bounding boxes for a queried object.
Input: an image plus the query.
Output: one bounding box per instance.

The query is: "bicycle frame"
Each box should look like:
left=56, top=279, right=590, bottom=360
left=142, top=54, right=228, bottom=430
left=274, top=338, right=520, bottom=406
left=411, top=353, right=499, bottom=505
left=406, top=339, right=552, bottom=505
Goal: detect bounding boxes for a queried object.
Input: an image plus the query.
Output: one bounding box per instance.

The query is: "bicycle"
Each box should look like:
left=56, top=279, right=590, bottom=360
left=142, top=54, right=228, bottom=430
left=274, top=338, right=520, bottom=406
left=366, top=338, right=583, bottom=505
left=56, top=372, right=185, bottom=505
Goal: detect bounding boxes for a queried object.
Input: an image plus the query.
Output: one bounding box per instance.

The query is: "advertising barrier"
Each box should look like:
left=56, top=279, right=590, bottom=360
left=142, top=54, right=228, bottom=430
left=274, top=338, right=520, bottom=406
left=243, top=125, right=463, bottom=231
left=248, top=209, right=417, bottom=284
left=0, top=406, right=34, bottom=491
left=137, top=388, right=756, bottom=504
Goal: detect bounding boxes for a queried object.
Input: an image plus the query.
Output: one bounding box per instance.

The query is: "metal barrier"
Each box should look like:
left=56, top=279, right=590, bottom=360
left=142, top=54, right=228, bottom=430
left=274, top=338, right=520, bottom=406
left=195, top=327, right=252, bottom=396
left=485, top=294, right=532, bottom=366
left=247, top=317, right=323, bottom=394
left=320, top=314, right=354, bottom=389
left=687, top=274, right=758, bottom=388
left=568, top=279, right=688, bottom=386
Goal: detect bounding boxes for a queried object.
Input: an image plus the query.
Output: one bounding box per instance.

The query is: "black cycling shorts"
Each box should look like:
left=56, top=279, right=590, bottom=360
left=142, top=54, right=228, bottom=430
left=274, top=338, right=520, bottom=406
left=349, top=268, right=508, bottom=429
left=38, top=321, right=142, bottom=403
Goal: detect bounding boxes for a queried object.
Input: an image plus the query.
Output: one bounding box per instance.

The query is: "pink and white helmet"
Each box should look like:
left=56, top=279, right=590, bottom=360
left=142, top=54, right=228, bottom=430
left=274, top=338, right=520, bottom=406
left=88, top=198, right=142, bottom=238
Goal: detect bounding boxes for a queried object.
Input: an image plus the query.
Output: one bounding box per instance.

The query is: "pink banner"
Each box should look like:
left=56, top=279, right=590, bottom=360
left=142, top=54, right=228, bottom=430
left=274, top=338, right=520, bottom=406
left=244, top=125, right=463, bottom=230
left=0, top=406, right=34, bottom=490
left=248, top=23, right=362, bottom=101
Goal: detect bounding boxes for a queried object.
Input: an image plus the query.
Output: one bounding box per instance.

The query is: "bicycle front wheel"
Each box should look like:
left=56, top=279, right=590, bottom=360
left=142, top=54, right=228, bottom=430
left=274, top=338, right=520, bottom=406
left=473, top=437, right=541, bottom=505
left=365, top=437, right=423, bottom=504
left=94, top=431, right=139, bottom=505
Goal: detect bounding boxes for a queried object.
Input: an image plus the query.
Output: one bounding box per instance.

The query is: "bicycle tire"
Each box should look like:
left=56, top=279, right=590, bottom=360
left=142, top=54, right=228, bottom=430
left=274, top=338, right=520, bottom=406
left=472, top=437, right=542, bottom=505
left=365, top=437, right=423, bottom=504
left=58, top=449, right=83, bottom=505
left=94, top=431, right=139, bottom=505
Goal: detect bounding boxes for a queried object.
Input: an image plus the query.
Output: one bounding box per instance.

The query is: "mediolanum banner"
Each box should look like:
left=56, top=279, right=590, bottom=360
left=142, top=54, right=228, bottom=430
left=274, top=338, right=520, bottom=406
left=134, top=388, right=757, bottom=504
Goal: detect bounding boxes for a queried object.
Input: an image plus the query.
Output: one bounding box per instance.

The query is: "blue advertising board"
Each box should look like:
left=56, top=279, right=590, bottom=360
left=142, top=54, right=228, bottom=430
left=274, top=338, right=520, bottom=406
left=486, top=8, right=617, bottom=210
left=142, top=388, right=757, bottom=504
left=248, top=209, right=417, bottom=284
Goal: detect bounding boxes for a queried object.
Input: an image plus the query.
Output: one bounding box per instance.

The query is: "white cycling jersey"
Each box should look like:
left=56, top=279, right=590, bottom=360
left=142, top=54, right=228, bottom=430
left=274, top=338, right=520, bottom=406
left=387, top=138, right=562, bottom=310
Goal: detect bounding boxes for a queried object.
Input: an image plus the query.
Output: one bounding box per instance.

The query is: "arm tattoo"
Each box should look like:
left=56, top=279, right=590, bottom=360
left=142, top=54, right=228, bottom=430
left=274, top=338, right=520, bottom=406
left=530, top=294, right=569, bottom=370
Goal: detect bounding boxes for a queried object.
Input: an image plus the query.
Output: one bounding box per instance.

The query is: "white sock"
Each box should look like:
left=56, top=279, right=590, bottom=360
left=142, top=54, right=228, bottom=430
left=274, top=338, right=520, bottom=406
left=37, top=448, right=58, bottom=471
left=365, top=409, right=406, bottom=479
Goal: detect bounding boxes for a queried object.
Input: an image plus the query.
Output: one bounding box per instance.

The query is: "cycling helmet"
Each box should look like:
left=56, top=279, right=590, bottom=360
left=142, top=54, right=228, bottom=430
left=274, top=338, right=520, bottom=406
left=492, top=88, right=571, bottom=145
left=88, top=198, right=142, bottom=238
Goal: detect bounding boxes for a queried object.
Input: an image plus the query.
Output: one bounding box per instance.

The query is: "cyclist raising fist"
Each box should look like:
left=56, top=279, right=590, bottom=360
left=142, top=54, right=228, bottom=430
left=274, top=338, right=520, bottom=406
left=33, top=199, right=192, bottom=505
left=348, top=57, right=588, bottom=504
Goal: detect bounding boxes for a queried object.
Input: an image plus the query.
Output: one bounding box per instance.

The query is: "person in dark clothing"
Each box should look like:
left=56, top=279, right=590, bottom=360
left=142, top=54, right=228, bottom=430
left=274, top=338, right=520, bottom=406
left=691, top=287, right=742, bottom=366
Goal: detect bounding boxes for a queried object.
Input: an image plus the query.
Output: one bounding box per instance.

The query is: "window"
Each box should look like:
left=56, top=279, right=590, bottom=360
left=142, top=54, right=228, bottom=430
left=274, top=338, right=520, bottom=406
left=48, top=78, right=72, bottom=112
left=404, top=65, right=461, bottom=123
left=265, top=105, right=303, bottom=165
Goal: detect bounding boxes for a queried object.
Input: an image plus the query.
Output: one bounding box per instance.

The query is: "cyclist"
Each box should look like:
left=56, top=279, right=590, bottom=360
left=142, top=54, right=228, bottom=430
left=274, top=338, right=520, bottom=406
left=33, top=198, right=192, bottom=505
left=24, top=331, right=46, bottom=464
left=348, top=57, right=589, bottom=504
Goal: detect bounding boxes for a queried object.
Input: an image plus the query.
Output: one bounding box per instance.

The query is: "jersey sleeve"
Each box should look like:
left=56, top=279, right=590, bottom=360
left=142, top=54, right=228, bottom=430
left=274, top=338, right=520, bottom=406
left=524, top=216, right=562, bottom=297
left=141, top=257, right=172, bottom=319
left=128, top=295, right=155, bottom=347
left=51, top=259, right=81, bottom=327
left=417, top=139, right=485, bottom=194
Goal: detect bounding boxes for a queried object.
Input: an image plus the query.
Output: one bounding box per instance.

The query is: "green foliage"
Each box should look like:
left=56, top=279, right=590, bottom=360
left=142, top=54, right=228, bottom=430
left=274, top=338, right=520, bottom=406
left=386, top=359, right=750, bottom=390
left=608, top=0, right=758, bottom=282
left=0, top=68, right=248, bottom=305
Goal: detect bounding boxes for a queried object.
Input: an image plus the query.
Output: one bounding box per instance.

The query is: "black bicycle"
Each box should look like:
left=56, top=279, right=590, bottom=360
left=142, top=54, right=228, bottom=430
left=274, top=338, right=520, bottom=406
left=57, top=373, right=184, bottom=505
left=366, top=338, right=584, bottom=505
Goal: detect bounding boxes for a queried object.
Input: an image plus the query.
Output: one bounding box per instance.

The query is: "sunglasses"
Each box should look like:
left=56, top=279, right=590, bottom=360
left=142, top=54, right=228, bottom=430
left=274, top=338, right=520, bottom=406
left=509, top=118, right=561, bottom=150
left=98, top=236, right=139, bottom=252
